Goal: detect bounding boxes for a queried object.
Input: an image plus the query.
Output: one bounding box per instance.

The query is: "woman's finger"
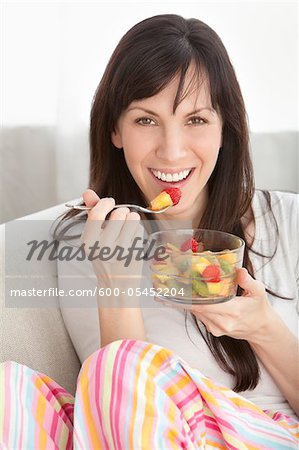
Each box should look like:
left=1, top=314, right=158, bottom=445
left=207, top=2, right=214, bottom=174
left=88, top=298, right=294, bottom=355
left=100, top=207, right=131, bottom=244
left=237, top=268, right=266, bottom=297
left=81, top=196, right=116, bottom=248
left=82, top=189, right=100, bottom=208
left=117, top=212, right=143, bottom=247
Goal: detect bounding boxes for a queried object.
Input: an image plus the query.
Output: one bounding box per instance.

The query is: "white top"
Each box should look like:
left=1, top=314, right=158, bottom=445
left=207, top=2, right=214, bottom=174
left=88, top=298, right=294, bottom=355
left=57, top=190, right=299, bottom=419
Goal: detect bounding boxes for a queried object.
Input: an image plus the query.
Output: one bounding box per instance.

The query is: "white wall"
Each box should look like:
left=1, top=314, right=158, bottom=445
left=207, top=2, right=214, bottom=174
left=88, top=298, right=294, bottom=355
left=2, top=1, right=298, bottom=132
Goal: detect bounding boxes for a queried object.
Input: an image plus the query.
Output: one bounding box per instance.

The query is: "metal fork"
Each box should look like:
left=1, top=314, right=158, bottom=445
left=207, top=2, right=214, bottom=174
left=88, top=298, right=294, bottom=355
left=65, top=202, right=172, bottom=214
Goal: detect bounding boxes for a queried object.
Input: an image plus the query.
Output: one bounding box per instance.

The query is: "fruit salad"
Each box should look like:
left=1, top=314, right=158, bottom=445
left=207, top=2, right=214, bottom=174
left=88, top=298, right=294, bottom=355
left=151, top=236, right=239, bottom=302
left=149, top=188, right=181, bottom=211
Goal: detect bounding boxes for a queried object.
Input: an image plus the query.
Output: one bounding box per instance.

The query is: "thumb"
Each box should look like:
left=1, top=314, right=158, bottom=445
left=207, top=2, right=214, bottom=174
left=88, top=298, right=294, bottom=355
left=237, top=268, right=265, bottom=297
left=83, top=189, right=100, bottom=207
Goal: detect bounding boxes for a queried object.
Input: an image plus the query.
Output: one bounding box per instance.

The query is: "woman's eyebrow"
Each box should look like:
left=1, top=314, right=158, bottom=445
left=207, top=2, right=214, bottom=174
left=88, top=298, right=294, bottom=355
left=127, top=107, right=216, bottom=116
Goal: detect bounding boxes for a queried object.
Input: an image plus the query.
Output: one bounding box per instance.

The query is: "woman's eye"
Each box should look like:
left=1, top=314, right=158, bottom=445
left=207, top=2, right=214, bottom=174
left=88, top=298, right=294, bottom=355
left=136, top=117, right=156, bottom=126
left=187, top=116, right=206, bottom=125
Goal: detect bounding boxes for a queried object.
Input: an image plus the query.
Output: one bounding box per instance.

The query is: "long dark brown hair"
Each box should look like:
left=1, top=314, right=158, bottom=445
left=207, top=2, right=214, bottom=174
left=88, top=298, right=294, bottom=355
left=53, top=14, right=288, bottom=392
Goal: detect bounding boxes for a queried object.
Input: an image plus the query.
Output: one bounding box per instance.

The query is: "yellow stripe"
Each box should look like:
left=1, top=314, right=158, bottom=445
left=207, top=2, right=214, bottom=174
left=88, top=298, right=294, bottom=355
left=129, top=343, right=153, bottom=449
left=221, top=430, right=256, bottom=449
left=34, top=377, right=48, bottom=449
left=141, top=350, right=169, bottom=448
left=78, top=353, right=104, bottom=448
left=200, top=390, right=219, bottom=407
left=101, top=341, right=121, bottom=449
left=165, top=374, right=190, bottom=398
left=166, top=401, right=181, bottom=449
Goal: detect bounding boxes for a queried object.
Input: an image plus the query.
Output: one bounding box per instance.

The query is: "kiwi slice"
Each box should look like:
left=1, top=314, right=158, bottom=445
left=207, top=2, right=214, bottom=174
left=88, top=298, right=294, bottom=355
left=192, top=279, right=210, bottom=297
left=219, top=258, right=233, bottom=274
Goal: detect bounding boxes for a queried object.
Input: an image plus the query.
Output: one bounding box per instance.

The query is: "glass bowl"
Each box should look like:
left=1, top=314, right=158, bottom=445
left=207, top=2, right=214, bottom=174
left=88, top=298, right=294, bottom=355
left=148, top=228, right=245, bottom=305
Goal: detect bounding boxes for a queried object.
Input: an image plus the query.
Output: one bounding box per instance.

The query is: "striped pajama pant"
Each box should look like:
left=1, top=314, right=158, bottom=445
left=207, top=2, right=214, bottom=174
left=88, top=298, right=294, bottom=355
left=0, top=339, right=298, bottom=449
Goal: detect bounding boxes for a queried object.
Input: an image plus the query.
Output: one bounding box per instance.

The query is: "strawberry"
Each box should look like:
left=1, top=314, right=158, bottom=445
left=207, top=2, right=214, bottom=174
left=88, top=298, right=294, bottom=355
left=202, top=264, right=221, bottom=283
left=163, top=188, right=181, bottom=206
left=180, top=237, right=199, bottom=252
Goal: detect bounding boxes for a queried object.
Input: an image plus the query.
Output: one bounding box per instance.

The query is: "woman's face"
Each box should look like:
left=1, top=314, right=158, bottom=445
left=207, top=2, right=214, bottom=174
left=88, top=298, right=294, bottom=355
left=111, top=70, right=223, bottom=226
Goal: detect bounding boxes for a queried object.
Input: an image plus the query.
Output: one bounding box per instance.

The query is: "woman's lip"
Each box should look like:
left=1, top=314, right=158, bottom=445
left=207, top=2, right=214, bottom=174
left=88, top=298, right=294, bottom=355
left=148, top=167, right=195, bottom=188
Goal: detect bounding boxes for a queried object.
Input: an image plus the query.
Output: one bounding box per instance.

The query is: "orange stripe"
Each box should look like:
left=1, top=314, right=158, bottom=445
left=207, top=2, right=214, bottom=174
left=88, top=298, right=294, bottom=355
left=206, top=439, right=228, bottom=448
left=78, top=355, right=103, bottom=448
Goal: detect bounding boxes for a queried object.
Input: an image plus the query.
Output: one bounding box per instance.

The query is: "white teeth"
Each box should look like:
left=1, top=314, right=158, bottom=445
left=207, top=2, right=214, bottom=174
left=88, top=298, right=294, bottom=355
left=151, top=169, right=191, bottom=182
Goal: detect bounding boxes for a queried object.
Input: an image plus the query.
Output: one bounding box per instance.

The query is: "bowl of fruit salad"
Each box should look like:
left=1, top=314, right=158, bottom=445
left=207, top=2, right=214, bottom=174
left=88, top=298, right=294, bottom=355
left=148, top=228, right=245, bottom=305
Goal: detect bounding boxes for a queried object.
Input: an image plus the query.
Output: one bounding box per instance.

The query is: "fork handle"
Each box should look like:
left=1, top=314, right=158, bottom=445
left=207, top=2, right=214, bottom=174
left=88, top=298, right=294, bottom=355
left=65, top=203, right=142, bottom=211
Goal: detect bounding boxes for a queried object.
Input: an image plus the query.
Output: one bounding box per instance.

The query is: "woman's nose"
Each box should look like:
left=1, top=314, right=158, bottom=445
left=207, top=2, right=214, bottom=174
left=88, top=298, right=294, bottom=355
left=156, top=128, right=187, bottom=161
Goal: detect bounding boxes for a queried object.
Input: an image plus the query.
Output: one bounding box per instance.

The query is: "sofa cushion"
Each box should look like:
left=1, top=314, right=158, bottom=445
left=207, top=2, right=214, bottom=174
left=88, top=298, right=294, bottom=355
left=0, top=202, right=82, bottom=395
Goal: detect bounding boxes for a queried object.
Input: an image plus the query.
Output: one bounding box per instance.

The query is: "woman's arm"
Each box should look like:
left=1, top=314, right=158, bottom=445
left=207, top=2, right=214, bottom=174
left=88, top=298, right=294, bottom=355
left=81, top=189, right=147, bottom=347
left=190, top=268, right=299, bottom=416
left=98, top=287, right=146, bottom=347
left=249, top=313, right=299, bottom=416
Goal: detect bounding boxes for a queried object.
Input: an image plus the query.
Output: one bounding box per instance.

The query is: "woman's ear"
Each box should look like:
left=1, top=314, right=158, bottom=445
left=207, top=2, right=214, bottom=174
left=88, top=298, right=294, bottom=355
left=111, top=127, right=123, bottom=149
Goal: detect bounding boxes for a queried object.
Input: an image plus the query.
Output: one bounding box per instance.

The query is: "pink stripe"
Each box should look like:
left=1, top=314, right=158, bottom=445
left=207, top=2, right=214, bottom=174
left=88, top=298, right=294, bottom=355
left=213, top=415, right=250, bottom=445
left=73, top=372, right=88, bottom=446
left=54, top=411, right=63, bottom=448
left=3, top=362, right=11, bottom=446
left=177, top=388, right=198, bottom=410
left=117, top=340, right=142, bottom=445
left=109, top=341, right=122, bottom=449
left=200, top=400, right=246, bottom=444
left=72, top=384, right=86, bottom=450
left=51, top=387, right=68, bottom=396
left=208, top=411, right=236, bottom=431
left=205, top=422, right=222, bottom=432
left=114, top=340, right=137, bottom=449
left=60, top=403, right=74, bottom=425
left=18, top=364, right=24, bottom=448
left=187, top=410, right=205, bottom=431
left=228, top=404, right=271, bottom=421
left=49, top=410, right=59, bottom=443
left=226, top=411, right=296, bottom=445
left=66, top=425, right=73, bottom=450
left=46, top=390, right=53, bottom=402
left=58, top=405, right=71, bottom=419
left=109, top=340, right=134, bottom=449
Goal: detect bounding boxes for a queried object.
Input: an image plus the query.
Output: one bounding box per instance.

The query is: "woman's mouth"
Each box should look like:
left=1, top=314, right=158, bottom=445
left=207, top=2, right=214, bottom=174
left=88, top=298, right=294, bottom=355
left=148, top=167, right=195, bottom=188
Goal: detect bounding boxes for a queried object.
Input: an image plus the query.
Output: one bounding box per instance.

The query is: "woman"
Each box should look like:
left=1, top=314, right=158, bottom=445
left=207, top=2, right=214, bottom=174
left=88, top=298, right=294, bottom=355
left=1, top=14, right=298, bottom=449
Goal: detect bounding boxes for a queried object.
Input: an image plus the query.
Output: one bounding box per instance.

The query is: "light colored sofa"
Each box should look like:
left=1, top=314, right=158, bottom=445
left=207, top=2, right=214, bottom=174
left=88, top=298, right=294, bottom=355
left=0, top=132, right=298, bottom=396
left=0, top=201, right=82, bottom=395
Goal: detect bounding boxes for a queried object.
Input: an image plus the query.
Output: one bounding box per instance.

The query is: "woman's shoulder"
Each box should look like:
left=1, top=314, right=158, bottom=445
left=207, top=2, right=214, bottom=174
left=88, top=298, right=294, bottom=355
left=251, top=189, right=298, bottom=275
left=253, top=189, right=298, bottom=216
left=252, top=189, right=298, bottom=236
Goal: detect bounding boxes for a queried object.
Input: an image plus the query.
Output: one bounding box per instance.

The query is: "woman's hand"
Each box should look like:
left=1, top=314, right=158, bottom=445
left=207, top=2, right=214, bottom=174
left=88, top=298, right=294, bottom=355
left=187, top=268, right=277, bottom=344
left=80, top=189, right=145, bottom=303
